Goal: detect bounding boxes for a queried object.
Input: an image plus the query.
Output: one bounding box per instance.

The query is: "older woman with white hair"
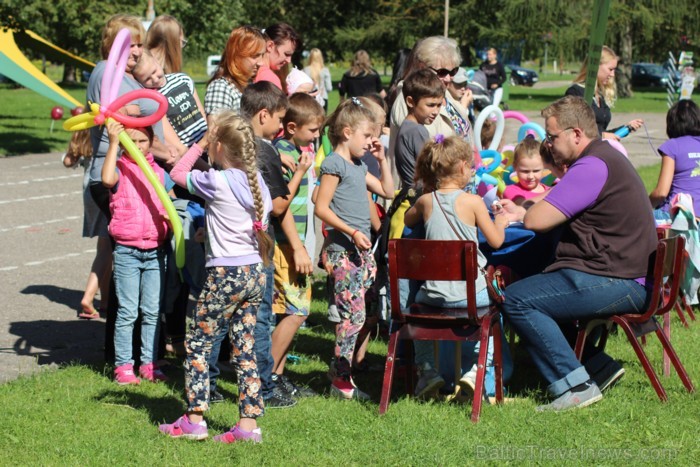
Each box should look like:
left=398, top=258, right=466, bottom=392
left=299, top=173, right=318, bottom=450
left=388, top=36, right=473, bottom=187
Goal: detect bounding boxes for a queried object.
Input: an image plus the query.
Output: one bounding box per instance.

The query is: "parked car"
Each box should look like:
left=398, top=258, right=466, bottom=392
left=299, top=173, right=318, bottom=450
left=631, top=63, right=679, bottom=88
left=507, top=65, right=539, bottom=86
left=206, top=55, right=221, bottom=77
left=662, top=61, right=683, bottom=85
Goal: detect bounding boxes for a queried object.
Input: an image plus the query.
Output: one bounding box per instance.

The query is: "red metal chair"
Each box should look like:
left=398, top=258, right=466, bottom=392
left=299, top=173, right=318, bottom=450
left=574, top=236, right=695, bottom=401
left=657, top=227, right=696, bottom=328
left=674, top=250, right=697, bottom=327
left=379, top=239, right=504, bottom=422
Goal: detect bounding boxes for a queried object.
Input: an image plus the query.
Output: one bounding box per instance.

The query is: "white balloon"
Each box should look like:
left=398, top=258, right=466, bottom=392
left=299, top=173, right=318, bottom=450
left=474, top=104, right=505, bottom=153
left=492, top=87, right=503, bottom=108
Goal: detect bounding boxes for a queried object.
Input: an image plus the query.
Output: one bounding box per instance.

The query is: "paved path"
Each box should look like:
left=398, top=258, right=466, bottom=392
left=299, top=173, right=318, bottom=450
left=0, top=112, right=667, bottom=384
left=0, top=155, right=103, bottom=383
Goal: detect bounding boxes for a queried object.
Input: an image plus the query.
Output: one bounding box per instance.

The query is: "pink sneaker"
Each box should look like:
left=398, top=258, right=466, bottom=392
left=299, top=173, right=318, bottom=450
left=114, top=364, right=141, bottom=385
left=330, top=377, right=370, bottom=401
left=213, top=423, right=262, bottom=444
left=159, top=414, right=208, bottom=440
left=139, top=362, right=168, bottom=382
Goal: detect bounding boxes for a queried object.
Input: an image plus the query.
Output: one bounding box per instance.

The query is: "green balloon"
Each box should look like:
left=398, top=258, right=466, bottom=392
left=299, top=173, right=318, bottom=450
left=116, top=121, right=185, bottom=269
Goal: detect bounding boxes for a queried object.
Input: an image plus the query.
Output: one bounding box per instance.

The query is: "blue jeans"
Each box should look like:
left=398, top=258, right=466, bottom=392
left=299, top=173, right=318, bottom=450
left=503, top=268, right=649, bottom=397
left=113, top=244, right=165, bottom=366
left=413, top=289, right=513, bottom=396
left=208, top=264, right=275, bottom=399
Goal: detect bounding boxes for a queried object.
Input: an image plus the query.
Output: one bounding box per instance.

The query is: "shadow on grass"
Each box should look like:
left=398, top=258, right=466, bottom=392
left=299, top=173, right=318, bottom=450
left=0, top=131, right=67, bottom=155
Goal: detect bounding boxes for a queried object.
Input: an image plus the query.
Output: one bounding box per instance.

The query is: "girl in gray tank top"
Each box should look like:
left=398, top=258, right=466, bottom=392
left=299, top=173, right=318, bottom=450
left=404, top=135, right=509, bottom=398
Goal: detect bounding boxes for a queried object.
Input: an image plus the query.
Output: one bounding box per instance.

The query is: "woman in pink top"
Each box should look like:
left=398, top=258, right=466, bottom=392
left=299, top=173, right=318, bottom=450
left=254, top=23, right=300, bottom=93
left=502, top=137, right=549, bottom=205
left=101, top=121, right=170, bottom=385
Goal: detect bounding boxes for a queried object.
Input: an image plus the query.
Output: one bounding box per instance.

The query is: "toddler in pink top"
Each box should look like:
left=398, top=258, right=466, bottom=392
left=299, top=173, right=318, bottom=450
left=502, top=137, right=549, bottom=205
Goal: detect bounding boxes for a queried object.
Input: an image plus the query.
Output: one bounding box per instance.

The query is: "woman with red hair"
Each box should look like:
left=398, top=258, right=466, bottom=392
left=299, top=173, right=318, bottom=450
left=204, top=26, right=266, bottom=115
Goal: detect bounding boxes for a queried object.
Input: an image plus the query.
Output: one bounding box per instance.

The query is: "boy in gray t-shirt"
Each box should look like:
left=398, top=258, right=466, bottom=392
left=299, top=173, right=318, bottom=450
left=394, top=69, right=446, bottom=188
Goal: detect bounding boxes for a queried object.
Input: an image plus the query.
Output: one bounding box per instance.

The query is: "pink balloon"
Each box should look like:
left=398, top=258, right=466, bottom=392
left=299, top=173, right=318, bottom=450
left=95, top=89, right=168, bottom=128
left=100, top=28, right=132, bottom=108
left=91, top=28, right=168, bottom=130
left=503, top=110, right=529, bottom=124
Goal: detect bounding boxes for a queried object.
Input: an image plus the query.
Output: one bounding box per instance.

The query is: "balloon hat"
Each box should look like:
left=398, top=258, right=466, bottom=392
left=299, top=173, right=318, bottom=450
left=63, top=28, right=185, bottom=269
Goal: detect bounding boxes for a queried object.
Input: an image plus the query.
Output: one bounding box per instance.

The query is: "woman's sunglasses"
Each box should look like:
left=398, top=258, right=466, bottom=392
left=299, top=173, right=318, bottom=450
left=429, top=66, right=459, bottom=78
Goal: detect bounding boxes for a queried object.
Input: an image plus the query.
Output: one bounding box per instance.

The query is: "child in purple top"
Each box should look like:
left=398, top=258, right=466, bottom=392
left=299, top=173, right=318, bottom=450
left=650, top=100, right=700, bottom=217
left=160, top=111, right=272, bottom=444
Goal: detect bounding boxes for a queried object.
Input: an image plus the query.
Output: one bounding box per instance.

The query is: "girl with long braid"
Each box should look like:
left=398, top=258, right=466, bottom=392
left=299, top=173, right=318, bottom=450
left=162, top=110, right=273, bottom=443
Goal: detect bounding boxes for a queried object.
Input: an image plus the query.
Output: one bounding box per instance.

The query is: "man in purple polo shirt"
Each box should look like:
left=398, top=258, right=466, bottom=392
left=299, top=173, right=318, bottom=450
left=499, top=96, right=658, bottom=411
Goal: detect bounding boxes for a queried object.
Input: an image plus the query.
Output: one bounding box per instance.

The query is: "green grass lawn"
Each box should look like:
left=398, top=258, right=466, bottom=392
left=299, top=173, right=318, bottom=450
left=1, top=299, right=698, bottom=464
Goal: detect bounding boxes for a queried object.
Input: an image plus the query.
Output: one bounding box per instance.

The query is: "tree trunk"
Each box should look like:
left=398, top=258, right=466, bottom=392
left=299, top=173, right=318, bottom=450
left=617, top=21, right=633, bottom=98
left=62, top=64, right=76, bottom=84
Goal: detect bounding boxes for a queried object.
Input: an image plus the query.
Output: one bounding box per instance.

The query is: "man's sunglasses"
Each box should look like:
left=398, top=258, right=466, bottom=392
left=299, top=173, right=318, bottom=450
left=429, top=66, right=459, bottom=78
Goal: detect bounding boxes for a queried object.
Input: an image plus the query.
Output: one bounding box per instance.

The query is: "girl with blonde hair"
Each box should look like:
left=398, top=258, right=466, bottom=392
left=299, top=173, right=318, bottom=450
left=145, top=15, right=185, bottom=74
left=304, top=48, right=332, bottom=110
left=565, top=46, right=643, bottom=139
left=162, top=111, right=272, bottom=443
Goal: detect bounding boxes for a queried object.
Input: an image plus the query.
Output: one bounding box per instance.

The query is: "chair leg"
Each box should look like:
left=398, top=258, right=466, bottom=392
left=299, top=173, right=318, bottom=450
left=574, top=328, right=587, bottom=360
left=674, top=300, right=689, bottom=328
left=616, top=319, right=668, bottom=401
left=454, top=341, right=462, bottom=389
left=681, top=296, right=696, bottom=321
left=470, top=320, right=491, bottom=423
left=379, top=328, right=401, bottom=415
left=492, top=318, right=504, bottom=404
left=663, top=312, right=671, bottom=377
left=655, top=325, right=696, bottom=394
left=405, top=340, right=416, bottom=396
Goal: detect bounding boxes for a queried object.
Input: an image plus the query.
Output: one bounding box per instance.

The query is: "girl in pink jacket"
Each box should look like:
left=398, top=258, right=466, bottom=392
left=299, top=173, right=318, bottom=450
left=102, top=120, right=170, bottom=385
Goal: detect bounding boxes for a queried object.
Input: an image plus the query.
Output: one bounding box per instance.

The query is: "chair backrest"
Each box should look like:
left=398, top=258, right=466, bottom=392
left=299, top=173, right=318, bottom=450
left=388, top=239, right=479, bottom=320
left=636, top=236, right=685, bottom=321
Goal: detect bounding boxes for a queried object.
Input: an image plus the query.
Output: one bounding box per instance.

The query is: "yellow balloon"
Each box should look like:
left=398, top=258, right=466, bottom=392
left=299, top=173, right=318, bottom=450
left=501, top=149, right=514, bottom=168
left=63, top=111, right=97, bottom=131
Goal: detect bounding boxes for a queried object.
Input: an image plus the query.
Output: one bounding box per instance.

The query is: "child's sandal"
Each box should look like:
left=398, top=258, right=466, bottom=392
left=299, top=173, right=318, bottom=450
left=78, top=308, right=100, bottom=320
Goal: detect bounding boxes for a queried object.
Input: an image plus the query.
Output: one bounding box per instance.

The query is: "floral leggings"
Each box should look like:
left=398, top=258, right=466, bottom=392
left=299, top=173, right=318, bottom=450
left=185, top=264, right=265, bottom=418
left=326, top=249, right=377, bottom=378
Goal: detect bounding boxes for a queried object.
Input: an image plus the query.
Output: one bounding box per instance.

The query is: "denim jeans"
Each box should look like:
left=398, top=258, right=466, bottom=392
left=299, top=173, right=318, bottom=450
left=503, top=268, right=649, bottom=397
left=113, top=244, right=165, bottom=366
left=412, top=288, right=513, bottom=396
left=208, top=264, right=275, bottom=399
left=413, top=288, right=492, bottom=368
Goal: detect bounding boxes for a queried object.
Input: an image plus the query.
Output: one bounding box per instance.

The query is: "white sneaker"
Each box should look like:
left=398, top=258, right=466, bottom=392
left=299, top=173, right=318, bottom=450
left=414, top=366, right=445, bottom=399
left=458, top=366, right=477, bottom=398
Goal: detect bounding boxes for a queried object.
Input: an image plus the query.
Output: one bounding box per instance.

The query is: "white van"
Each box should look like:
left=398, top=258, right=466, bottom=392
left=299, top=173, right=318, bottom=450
left=206, top=55, right=221, bottom=77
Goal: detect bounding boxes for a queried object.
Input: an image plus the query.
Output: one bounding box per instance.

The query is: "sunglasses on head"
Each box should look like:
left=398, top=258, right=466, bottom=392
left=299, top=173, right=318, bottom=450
left=429, top=66, right=459, bottom=78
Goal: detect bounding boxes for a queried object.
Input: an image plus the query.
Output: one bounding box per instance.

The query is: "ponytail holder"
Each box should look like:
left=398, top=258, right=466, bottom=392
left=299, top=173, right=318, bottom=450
left=351, top=97, right=362, bottom=106
left=434, top=133, right=445, bottom=144
left=253, top=221, right=266, bottom=232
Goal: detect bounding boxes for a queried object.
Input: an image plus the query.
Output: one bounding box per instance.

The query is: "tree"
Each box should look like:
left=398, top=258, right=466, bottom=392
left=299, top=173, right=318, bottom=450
left=1, top=0, right=145, bottom=82
left=154, top=0, right=247, bottom=59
